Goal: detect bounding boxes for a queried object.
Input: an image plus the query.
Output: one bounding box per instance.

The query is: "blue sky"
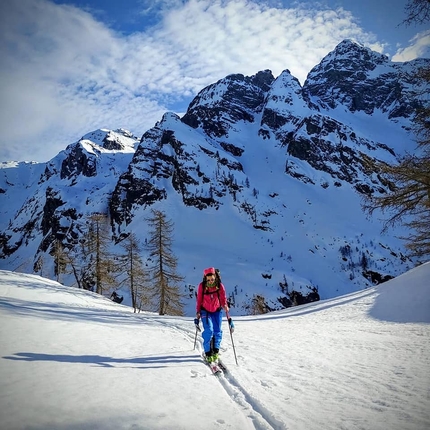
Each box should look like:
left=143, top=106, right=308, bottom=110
left=0, top=0, right=429, bottom=163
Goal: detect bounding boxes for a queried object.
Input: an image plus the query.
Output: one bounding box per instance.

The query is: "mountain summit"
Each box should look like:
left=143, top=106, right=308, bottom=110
left=1, top=40, right=428, bottom=315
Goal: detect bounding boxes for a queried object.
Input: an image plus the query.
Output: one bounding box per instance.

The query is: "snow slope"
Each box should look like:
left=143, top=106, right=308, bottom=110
left=0, top=264, right=429, bottom=430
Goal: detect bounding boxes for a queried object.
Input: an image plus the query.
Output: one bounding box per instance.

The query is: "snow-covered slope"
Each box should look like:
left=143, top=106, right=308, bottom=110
left=0, top=263, right=429, bottom=429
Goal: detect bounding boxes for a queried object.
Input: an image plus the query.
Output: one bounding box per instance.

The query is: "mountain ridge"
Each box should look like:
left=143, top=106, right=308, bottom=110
left=1, top=39, right=428, bottom=315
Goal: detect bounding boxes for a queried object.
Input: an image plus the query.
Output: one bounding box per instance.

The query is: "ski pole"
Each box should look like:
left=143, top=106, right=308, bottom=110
left=193, top=318, right=201, bottom=350
left=226, top=311, right=238, bottom=365
left=193, top=327, right=198, bottom=350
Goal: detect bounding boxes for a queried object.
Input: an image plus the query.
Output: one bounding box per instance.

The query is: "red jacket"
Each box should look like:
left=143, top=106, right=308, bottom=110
left=196, top=282, right=227, bottom=313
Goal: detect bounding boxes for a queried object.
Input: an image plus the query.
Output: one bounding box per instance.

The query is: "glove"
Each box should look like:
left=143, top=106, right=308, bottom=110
left=194, top=318, right=201, bottom=331
left=228, top=317, right=235, bottom=333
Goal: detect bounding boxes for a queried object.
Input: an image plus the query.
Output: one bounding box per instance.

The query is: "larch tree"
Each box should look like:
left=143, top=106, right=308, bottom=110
left=64, top=235, right=90, bottom=290
left=118, top=232, right=150, bottom=313
left=145, top=209, right=185, bottom=316
left=83, top=213, right=116, bottom=295
left=52, top=239, right=69, bottom=284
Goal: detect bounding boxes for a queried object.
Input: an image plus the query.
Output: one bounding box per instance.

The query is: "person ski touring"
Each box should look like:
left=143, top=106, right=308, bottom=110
left=195, top=267, right=231, bottom=363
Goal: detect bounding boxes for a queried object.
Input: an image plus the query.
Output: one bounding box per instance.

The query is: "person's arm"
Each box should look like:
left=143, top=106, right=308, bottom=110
left=220, top=283, right=229, bottom=312
left=196, top=283, right=203, bottom=318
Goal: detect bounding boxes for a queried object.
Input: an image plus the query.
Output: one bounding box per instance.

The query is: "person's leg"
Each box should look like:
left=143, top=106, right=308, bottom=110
left=212, top=310, right=223, bottom=352
left=201, top=311, right=214, bottom=355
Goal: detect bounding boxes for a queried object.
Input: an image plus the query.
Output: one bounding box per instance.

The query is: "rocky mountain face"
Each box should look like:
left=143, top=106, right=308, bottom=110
left=1, top=40, right=428, bottom=314
left=0, top=129, right=137, bottom=257
left=303, top=39, right=423, bottom=118
left=110, top=40, right=427, bottom=223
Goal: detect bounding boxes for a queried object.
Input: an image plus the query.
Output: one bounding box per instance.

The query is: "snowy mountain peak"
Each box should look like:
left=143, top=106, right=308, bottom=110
left=303, top=40, right=429, bottom=116
left=328, top=38, right=388, bottom=65
left=182, top=69, right=275, bottom=137
left=0, top=40, right=428, bottom=315
left=79, top=128, right=138, bottom=151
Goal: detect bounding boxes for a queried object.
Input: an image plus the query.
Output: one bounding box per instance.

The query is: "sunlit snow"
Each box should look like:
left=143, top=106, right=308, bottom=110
left=1, top=264, right=429, bottom=430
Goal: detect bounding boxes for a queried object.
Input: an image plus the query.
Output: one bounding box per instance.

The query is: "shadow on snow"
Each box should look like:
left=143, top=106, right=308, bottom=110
left=3, top=352, right=201, bottom=368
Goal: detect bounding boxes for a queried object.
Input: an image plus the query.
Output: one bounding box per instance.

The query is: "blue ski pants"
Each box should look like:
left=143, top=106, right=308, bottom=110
left=200, top=309, right=223, bottom=353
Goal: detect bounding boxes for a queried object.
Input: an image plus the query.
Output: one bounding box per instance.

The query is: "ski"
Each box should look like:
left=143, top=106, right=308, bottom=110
left=209, top=362, right=223, bottom=376
left=202, top=354, right=223, bottom=376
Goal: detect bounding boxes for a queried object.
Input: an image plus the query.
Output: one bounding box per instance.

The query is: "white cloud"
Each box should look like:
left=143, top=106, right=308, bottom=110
left=0, top=0, right=380, bottom=162
left=392, top=30, right=430, bottom=62
left=154, top=1, right=376, bottom=85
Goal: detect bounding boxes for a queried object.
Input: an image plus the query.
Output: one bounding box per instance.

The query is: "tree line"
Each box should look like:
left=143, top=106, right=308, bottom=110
left=41, top=209, right=185, bottom=316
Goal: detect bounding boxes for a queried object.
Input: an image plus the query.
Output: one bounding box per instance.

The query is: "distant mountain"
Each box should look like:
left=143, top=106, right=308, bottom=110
left=1, top=40, right=428, bottom=315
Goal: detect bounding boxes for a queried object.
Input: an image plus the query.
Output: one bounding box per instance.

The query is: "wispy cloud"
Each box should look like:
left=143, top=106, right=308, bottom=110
left=0, top=0, right=420, bottom=162
left=392, top=30, right=430, bottom=62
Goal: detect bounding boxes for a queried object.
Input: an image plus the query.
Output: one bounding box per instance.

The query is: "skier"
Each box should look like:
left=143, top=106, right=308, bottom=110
left=195, top=267, right=230, bottom=363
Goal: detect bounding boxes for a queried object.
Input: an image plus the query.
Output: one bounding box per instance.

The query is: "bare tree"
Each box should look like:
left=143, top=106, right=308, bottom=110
left=52, top=239, right=69, bottom=283
left=33, top=254, right=45, bottom=278
left=363, top=156, right=430, bottom=257
left=145, top=209, right=185, bottom=315
left=64, top=237, right=90, bottom=290
left=83, top=213, right=116, bottom=295
left=248, top=294, right=271, bottom=315
left=402, top=0, right=430, bottom=26
left=118, top=232, right=150, bottom=312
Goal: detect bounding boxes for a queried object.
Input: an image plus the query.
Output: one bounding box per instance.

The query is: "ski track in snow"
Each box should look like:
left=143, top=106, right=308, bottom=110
left=2, top=268, right=429, bottom=430
left=217, top=369, right=288, bottom=430
left=198, top=355, right=285, bottom=429
left=159, top=318, right=288, bottom=430
left=136, top=290, right=430, bottom=430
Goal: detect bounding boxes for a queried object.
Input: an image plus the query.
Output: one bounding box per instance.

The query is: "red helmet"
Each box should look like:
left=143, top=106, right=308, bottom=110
left=203, top=267, right=216, bottom=276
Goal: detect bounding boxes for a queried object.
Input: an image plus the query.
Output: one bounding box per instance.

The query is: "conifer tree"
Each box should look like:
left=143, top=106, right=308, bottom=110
left=118, top=232, right=150, bottom=312
left=83, top=213, right=116, bottom=295
left=65, top=233, right=91, bottom=290
left=34, top=254, right=45, bottom=278
left=52, top=239, right=69, bottom=283
left=145, top=209, right=185, bottom=315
